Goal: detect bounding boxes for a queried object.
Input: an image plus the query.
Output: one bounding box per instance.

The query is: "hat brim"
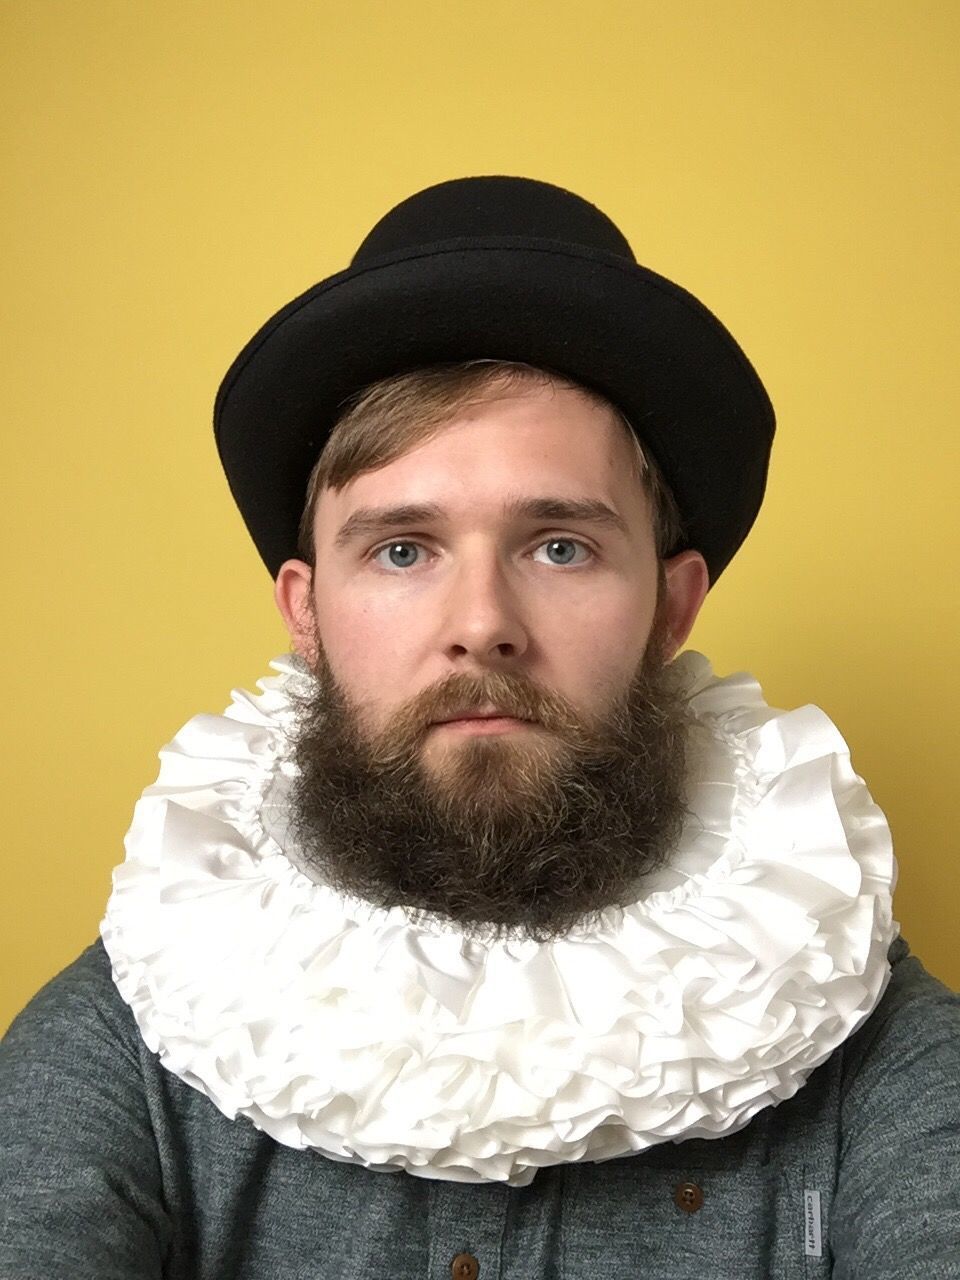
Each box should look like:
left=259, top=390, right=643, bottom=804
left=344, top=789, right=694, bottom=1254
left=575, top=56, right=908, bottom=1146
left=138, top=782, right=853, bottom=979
left=214, top=238, right=775, bottom=583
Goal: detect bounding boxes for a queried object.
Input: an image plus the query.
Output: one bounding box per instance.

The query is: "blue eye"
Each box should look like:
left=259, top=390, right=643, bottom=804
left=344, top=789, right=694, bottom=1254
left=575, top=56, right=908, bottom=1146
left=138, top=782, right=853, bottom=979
left=371, top=537, right=592, bottom=571
left=537, top=538, right=584, bottom=566
left=376, top=541, right=422, bottom=570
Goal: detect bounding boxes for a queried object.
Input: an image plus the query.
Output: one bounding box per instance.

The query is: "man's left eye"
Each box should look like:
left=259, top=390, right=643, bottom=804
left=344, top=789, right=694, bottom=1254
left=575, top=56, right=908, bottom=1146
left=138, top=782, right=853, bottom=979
left=533, top=538, right=592, bottom=566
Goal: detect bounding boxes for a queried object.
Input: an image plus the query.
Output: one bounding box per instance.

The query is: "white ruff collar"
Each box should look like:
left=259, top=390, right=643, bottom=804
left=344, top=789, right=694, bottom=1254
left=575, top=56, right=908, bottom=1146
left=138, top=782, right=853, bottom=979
left=100, top=651, right=899, bottom=1187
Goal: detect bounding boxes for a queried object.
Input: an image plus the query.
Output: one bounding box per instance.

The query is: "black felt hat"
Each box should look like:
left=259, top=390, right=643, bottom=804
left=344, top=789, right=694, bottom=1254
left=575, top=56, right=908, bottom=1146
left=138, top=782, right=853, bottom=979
left=214, top=175, right=775, bottom=584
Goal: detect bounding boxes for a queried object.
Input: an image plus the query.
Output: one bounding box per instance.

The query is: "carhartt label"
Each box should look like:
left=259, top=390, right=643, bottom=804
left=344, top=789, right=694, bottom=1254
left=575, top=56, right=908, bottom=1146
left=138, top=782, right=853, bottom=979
left=804, top=1189, right=822, bottom=1257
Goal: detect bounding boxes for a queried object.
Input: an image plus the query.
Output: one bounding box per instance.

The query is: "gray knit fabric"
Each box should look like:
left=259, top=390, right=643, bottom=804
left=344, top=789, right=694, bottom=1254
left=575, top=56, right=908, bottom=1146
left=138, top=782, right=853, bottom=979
left=1, top=935, right=958, bottom=1279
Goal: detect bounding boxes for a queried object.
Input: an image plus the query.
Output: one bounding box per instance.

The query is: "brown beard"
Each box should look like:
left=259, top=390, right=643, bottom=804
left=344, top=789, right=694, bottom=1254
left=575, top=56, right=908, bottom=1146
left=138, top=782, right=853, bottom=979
left=283, top=600, right=695, bottom=943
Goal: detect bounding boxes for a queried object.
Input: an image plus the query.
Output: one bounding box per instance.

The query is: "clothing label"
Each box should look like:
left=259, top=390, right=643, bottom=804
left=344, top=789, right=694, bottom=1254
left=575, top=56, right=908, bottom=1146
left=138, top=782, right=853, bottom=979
left=803, top=1189, right=823, bottom=1257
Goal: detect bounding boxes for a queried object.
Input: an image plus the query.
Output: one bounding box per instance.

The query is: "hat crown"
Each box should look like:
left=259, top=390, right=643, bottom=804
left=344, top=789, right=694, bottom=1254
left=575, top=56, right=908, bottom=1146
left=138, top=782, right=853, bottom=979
left=351, top=175, right=637, bottom=266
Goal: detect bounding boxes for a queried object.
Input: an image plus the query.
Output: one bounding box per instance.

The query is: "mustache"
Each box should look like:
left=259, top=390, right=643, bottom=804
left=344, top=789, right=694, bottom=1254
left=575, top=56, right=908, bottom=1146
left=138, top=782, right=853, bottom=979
left=394, top=670, right=572, bottom=737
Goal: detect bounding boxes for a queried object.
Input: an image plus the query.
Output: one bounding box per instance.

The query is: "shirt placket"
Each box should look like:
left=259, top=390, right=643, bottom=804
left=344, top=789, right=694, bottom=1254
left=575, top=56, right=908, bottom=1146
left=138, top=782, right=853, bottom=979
left=427, top=1177, right=509, bottom=1280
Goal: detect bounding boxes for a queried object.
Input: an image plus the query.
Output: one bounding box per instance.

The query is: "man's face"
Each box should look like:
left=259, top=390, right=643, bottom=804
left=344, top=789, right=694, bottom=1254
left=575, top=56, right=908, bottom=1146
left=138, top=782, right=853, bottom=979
left=275, top=380, right=708, bottom=941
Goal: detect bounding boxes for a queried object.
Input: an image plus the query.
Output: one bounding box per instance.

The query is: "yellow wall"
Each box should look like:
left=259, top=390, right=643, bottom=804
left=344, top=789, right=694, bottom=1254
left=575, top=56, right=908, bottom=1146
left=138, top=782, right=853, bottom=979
left=2, top=0, right=958, bottom=1031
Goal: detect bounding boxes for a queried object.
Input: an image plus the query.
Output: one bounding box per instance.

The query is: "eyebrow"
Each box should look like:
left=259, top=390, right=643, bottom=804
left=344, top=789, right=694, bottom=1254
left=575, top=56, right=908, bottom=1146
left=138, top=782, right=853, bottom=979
left=333, top=496, right=631, bottom=550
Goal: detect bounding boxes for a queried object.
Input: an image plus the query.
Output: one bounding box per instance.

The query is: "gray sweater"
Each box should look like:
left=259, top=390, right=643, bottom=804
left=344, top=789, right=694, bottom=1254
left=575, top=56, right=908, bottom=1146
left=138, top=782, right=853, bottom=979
left=1, top=935, right=958, bottom=1279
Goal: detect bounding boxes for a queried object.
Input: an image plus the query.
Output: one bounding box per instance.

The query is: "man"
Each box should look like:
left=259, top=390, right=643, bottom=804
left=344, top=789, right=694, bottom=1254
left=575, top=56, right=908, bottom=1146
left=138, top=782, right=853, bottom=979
left=2, top=175, right=958, bottom=1277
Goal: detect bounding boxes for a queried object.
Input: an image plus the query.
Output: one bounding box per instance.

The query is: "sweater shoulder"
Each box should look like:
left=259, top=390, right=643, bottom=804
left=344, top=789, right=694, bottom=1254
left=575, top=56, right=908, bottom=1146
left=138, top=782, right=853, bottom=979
left=840, top=934, right=960, bottom=1093
left=2, top=938, right=143, bottom=1070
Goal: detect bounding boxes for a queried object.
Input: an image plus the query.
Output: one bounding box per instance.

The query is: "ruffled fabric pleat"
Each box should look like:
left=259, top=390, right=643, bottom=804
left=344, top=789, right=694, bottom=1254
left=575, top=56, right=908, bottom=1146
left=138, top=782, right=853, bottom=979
left=100, top=651, right=898, bottom=1186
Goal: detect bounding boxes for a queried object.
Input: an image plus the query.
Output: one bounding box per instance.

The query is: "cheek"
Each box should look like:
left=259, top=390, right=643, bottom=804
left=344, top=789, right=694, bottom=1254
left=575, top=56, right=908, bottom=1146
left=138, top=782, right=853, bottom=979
left=529, top=592, right=654, bottom=716
left=314, top=589, right=417, bottom=698
left=568, top=598, right=653, bottom=687
left=558, top=569, right=656, bottom=641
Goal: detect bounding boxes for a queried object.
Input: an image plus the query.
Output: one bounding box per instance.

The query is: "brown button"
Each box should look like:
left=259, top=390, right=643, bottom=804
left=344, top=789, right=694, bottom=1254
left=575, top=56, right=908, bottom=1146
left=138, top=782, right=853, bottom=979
left=450, top=1252, right=480, bottom=1280
left=674, top=1180, right=705, bottom=1213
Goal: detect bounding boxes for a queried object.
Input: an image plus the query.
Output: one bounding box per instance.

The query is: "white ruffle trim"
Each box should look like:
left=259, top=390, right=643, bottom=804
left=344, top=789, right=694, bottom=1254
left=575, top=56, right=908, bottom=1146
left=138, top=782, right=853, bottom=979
left=100, top=651, right=899, bottom=1186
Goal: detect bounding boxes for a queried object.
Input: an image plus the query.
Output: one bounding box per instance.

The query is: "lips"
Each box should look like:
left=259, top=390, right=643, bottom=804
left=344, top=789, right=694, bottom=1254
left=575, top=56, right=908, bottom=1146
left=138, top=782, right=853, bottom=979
left=437, top=712, right=521, bottom=724
left=435, top=706, right=527, bottom=724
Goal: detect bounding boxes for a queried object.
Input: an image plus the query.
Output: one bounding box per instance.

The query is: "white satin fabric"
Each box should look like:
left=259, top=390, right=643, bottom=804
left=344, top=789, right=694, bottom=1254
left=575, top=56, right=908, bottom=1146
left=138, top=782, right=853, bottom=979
left=100, top=651, right=899, bottom=1186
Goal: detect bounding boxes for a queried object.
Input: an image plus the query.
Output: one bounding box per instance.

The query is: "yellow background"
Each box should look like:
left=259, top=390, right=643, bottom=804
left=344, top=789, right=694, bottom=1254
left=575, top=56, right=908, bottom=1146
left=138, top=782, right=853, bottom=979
left=2, top=0, right=958, bottom=1032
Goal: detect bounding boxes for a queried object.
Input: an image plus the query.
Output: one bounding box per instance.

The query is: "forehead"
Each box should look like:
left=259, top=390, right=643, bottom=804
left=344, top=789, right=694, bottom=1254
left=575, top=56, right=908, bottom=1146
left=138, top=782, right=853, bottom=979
left=315, top=382, right=648, bottom=534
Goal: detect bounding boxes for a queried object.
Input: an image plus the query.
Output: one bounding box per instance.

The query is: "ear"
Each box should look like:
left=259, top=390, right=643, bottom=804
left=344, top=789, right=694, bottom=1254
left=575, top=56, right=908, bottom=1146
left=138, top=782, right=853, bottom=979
left=274, top=559, right=318, bottom=662
left=658, top=550, right=710, bottom=662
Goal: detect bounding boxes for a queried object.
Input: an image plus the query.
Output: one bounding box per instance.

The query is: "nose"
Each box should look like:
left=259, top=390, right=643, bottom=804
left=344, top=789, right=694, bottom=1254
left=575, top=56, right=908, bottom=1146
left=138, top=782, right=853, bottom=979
left=437, top=550, right=530, bottom=663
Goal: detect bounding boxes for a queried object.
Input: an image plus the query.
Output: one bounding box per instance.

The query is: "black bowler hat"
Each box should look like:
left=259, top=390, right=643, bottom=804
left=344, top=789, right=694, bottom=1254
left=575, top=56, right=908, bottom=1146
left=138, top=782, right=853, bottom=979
left=214, top=175, right=775, bottom=585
